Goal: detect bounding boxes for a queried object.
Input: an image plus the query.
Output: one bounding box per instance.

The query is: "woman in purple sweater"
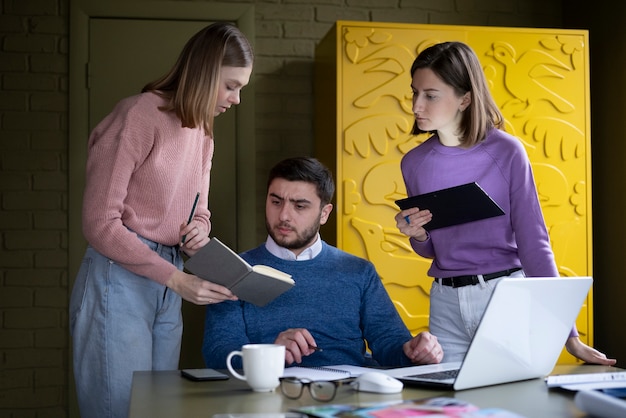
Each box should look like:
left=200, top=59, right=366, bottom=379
left=69, top=23, right=252, bottom=418
left=395, top=41, right=615, bottom=366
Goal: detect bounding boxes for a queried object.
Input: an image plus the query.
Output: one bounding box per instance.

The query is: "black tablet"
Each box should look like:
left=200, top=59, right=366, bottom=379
left=395, top=182, right=504, bottom=231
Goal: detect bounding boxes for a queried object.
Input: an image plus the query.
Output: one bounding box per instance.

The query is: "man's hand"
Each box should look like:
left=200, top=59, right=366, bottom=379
left=166, top=269, right=237, bottom=305
left=565, top=337, right=617, bottom=366
left=274, top=328, right=320, bottom=365
left=403, top=331, right=443, bottom=365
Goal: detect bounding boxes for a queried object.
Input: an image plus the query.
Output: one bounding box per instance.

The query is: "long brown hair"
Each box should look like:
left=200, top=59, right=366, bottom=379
left=143, top=22, right=254, bottom=136
left=410, top=41, right=503, bottom=146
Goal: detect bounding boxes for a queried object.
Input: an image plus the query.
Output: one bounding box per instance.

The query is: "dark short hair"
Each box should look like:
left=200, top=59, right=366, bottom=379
left=410, top=41, right=503, bottom=146
left=267, top=157, right=335, bottom=206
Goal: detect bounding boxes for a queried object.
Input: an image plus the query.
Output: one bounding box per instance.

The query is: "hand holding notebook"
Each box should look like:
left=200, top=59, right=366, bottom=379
left=184, top=237, right=294, bottom=307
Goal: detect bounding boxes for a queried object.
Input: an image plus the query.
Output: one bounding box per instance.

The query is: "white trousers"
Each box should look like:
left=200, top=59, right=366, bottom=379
left=429, top=269, right=526, bottom=362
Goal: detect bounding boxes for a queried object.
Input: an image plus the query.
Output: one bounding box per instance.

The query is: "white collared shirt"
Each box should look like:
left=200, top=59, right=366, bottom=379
left=265, top=234, right=322, bottom=261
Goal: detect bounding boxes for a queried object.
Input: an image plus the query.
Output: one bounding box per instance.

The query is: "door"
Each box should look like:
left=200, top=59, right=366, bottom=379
left=89, top=18, right=237, bottom=367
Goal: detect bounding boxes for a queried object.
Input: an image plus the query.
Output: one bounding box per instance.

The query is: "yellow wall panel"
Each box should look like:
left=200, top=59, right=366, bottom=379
left=315, top=21, right=592, bottom=364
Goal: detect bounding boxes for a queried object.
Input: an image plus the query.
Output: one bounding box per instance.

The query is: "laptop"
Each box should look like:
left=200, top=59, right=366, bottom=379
left=382, top=276, right=593, bottom=390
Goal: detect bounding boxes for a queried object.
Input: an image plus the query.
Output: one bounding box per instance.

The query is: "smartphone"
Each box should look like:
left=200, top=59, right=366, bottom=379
left=180, top=368, right=230, bottom=381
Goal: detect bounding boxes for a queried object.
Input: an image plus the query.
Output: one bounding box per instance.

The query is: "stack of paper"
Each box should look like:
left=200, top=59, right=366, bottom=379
left=546, top=371, right=626, bottom=418
left=546, top=371, right=626, bottom=390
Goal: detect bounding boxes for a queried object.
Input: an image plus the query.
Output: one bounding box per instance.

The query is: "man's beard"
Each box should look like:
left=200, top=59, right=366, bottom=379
left=266, top=220, right=320, bottom=251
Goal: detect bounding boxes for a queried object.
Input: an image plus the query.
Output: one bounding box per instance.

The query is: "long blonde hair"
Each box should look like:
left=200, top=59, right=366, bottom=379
left=143, top=22, right=254, bottom=136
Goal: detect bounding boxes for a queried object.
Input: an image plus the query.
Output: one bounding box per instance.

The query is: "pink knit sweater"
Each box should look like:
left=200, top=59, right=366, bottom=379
left=82, top=92, right=213, bottom=284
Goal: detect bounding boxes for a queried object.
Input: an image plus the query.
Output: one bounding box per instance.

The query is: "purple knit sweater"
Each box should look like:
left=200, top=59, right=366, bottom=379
left=401, top=128, right=559, bottom=279
left=82, top=92, right=213, bottom=284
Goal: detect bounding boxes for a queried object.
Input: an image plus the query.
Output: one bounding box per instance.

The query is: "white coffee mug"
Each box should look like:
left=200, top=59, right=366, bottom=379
left=226, top=344, right=286, bottom=392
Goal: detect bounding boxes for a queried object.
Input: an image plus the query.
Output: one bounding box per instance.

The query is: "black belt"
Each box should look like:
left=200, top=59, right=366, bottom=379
left=438, top=268, right=521, bottom=288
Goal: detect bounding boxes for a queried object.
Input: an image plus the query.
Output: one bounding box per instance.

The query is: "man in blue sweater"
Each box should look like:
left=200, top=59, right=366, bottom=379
left=202, top=157, right=443, bottom=369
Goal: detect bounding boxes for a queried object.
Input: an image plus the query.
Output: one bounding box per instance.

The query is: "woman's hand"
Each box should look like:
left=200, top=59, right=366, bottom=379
left=395, top=208, right=432, bottom=242
left=166, top=269, right=238, bottom=305
left=565, top=337, right=617, bottom=366
left=180, top=220, right=210, bottom=256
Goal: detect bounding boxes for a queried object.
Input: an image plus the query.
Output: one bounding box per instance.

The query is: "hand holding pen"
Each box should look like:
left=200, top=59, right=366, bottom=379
left=182, top=192, right=200, bottom=245
left=180, top=192, right=210, bottom=255
left=275, top=328, right=323, bottom=365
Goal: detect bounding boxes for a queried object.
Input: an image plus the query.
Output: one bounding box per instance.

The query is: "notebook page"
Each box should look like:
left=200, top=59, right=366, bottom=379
left=282, top=365, right=372, bottom=381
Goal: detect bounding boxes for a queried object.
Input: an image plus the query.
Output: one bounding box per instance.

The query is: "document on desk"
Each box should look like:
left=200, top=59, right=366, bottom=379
left=282, top=365, right=372, bottom=381
left=546, top=371, right=626, bottom=390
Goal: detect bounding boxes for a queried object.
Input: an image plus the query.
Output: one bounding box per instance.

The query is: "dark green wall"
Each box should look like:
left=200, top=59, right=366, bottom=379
left=565, top=1, right=626, bottom=366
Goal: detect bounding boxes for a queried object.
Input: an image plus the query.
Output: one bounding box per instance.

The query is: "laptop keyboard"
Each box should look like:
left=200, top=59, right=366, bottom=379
left=408, top=369, right=460, bottom=380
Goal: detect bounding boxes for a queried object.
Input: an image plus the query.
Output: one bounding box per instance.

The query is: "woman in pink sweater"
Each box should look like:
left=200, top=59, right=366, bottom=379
left=69, top=23, right=253, bottom=418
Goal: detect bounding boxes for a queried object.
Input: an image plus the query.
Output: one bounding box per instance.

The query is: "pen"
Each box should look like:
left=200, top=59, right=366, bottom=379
left=181, top=192, right=200, bottom=244
left=309, top=345, right=323, bottom=352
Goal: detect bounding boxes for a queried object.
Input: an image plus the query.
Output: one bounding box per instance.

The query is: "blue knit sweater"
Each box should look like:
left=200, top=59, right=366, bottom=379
left=202, top=242, right=414, bottom=369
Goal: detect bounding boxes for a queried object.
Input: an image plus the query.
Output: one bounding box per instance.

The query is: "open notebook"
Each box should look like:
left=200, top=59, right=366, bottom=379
left=381, top=277, right=593, bottom=390
left=282, top=365, right=372, bottom=381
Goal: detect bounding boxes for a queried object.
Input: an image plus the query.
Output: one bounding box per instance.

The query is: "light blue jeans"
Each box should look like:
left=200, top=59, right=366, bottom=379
left=69, top=236, right=183, bottom=418
left=429, top=269, right=526, bottom=363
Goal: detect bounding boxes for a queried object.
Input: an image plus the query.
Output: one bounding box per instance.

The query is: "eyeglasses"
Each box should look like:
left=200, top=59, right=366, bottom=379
left=279, top=377, right=353, bottom=402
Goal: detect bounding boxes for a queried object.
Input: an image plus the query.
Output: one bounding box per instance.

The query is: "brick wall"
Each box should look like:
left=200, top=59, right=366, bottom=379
left=0, top=0, right=562, bottom=416
left=1, top=0, right=69, bottom=416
